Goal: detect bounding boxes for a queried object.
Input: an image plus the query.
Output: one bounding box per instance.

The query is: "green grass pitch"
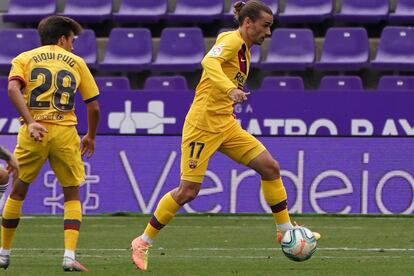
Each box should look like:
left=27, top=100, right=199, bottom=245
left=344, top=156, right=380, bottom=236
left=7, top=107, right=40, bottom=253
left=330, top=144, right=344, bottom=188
left=2, top=214, right=414, bottom=275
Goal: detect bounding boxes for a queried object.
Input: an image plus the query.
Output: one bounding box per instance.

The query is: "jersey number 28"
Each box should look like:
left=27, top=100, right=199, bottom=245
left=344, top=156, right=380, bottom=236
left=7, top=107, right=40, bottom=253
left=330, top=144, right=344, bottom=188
left=29, top=67, right=76, bottom=112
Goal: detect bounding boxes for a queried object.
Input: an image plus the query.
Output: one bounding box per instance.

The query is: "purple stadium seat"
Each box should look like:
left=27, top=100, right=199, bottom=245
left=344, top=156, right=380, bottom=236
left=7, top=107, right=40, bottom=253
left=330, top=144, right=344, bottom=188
left=113, top=0, right=167, bottom=23
left=250, top=45, right=261, bottom=68
left=319, top=76, right=363, bottom=91
left=371, top=27, right=414, bottom=71
left=335, top=0, right=389, bottom=23
left=61, top=0, right=112, bottom=23
left=73, top=29, right=97, bottom=68
left=3, top=0, right=56, bottom=23
left=315, top=28, right=369, bottom=71
left=99, top=28, right=152, bottom=72
left=259, top=76, right=304, bottom=91
left=144, top=76, right=189, bottom=91
left=95, top=76, right=131, bottom=92
left=389, top=0, right=414, bottom=24
left=377, top=76, right=414, bottom=91
left=0, top=29, right=40, bottom=71
left=279, top=0, right=333, bottom=23
left=152, top=28, right=205, bottom=72
left=168, top=0, right=223, bottom=23
left=260, top=28, right=315, bottom=71
left=223, top=0, right=278, bottom=20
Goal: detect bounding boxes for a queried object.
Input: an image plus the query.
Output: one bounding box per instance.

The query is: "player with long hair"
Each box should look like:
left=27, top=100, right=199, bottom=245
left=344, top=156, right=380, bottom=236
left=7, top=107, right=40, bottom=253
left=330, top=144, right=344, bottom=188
left=131, top=1, right=320, bottom=271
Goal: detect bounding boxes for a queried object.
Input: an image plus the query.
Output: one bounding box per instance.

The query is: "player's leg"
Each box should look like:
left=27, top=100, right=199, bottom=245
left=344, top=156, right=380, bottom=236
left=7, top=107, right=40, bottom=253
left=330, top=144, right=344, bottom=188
left=61, top=186, right=88, bottom=272
left=0, top=169, right=9, bottom=200
left=131, top=122, right=221, bottom=271
left=131, top=180, right=200, bottom=271
left=49, top=125, right=88, bottom=272
left=247, top=151, right=295, bottom=231
left=0, top=124, right=48, bottom=269
left=220, top=124, right=320, bottom=242
left=0, top=178, right=30, bottom=269
left=140, top=180, right=201, bottom=244
left=219, top=124, right=292, bottom=228
left=247, top=148, right=320, bottom=242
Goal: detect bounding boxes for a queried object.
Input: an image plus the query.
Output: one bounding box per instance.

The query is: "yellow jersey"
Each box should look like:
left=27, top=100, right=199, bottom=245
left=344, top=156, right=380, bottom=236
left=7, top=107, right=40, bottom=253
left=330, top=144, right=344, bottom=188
left=185, top=30, right=250, bottom=133
left=8, top=45, right=99, bottom=126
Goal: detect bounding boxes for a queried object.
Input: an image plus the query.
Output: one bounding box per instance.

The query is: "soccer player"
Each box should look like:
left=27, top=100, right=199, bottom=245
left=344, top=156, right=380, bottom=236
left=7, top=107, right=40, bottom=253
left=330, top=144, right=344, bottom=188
left=0, top=16, right=100, bottom=272
left=131, top=0, right=320, bottom=271
left=0, top=146, right=19, bottom=200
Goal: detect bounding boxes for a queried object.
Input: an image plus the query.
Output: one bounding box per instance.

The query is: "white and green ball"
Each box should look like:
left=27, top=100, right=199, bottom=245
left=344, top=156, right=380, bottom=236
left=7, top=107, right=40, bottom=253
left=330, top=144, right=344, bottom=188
left=281, top=226, right=317, bottom=262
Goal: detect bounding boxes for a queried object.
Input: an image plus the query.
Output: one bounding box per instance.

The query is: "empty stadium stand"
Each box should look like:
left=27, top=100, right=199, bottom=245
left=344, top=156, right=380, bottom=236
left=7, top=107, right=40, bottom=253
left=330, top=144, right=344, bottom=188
left=0, top=0, right=413, bottom=91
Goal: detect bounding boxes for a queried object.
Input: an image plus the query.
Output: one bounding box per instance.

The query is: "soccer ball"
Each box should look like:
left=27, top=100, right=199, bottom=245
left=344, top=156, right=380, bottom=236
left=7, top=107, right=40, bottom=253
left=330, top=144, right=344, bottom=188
left=280, top=227, right=317, bottom=262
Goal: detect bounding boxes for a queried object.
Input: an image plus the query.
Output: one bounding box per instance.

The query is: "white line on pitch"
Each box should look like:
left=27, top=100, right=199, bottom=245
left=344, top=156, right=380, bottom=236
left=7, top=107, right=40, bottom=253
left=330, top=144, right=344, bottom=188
left=185, top=247, right=414, bottom=252
left=21, top=223, right=363, bottom=230
left=12, top=247, right=414, bottom=252
left=20, top=216, right=414, bottom=221
left=8, top=254, right=414, bottom=260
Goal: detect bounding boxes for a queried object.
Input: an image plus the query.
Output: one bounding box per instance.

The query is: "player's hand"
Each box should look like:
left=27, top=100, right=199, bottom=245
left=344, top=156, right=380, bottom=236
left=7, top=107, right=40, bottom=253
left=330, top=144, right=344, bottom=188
left=228, top=88, right=250, bottom=103
left=81, top=134, right=95, bottom=158
left=6, top=154, right=19, bottom=176
left=28, top=122, right=48, bottom=142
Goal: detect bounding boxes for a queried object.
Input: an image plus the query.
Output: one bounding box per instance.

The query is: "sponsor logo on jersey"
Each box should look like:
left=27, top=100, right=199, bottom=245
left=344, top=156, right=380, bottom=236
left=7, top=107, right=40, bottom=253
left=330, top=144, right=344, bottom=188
left=234, top=72, right=245, bottom=89
left=33, top=113, right=64, bottom=121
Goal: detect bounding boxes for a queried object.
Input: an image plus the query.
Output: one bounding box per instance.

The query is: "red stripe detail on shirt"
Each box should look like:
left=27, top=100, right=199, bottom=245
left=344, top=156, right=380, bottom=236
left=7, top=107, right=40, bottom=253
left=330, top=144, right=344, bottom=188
left=238, top=45, right=247, bottom=74
left=8, top=76, right=26, bottom=88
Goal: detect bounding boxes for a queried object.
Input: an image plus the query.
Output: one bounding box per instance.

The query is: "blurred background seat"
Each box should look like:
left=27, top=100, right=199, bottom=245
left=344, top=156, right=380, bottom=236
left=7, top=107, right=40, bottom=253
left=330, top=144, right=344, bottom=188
left=151, top=27, right=205, bottom=72
left=73, top=29, right=97, bottom=69
left=315, top=27, right=369, bottom=71
left=279, top=0, right=333, bottom=24
left=0, top=29, right=40, bottom=71
left=377, top=76, right=414, bottom=91
left=113, top=0, right=167, bottom=23
left=143, top=76, right=189, bottom=91
left=335, top=0, right=389, bottom=23
left=167, top=0, right=224, bottom=23
left=61, top=0, right=112, bottom=23
left=389, top=0, right=414, bottom=24
left=371, top=27, right=414, bottom=71
left=95, top=76, right=131, bottom=92
left=2, top=0, right=56, bottom=23
left=99, top=28, right=152, bottom=72
left=258, top=76, right=305, bottom=91
left=260, top=28, right=315, bottom=71
left=319, top=76, right=363, bottom=91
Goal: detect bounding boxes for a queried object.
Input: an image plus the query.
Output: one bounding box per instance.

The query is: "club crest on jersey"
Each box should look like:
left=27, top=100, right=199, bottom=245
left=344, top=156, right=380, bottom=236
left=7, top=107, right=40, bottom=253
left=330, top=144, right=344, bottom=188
left=208, top=43, right=224, bottom=57
left=189, top=159, right=198, bottom=169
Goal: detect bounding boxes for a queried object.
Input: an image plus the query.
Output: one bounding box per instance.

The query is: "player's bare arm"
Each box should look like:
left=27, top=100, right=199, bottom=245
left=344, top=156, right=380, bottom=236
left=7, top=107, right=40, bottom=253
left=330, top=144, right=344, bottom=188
left=7, top=79, right=47, bottom=142
left=81, top=100, right=100, bottom=158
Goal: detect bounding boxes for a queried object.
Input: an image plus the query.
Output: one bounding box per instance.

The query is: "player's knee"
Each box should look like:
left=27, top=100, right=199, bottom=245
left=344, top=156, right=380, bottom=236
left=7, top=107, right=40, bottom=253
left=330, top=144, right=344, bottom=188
left=175, top=187, right=198, bottom=205
left=0, top=169, right=9, bottom=186
left=182, top=189, right=198, bottom=204
left=261, top=159, right=280, bottom=179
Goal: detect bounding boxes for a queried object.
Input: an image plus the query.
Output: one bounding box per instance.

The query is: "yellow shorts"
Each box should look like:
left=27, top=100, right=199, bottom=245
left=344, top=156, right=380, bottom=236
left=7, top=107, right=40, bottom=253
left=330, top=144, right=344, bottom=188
left=14, top=123, right=85, bottom=187
left=181, top=121, right=266, bottom=183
